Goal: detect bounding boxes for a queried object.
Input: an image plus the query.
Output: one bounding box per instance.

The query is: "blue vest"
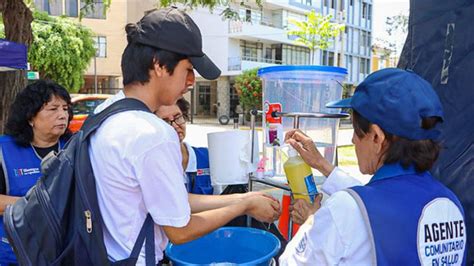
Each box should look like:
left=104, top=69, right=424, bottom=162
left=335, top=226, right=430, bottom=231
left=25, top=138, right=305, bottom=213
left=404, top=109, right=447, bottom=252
left=347, top=163, right=467, bottom=266
left=186, top=147, right=213, bottom=195
left=0, top=135, right=63, bottom=263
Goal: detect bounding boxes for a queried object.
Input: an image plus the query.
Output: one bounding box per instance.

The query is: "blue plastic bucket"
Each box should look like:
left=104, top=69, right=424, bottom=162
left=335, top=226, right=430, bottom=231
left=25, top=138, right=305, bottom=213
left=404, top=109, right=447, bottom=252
left=165, top=227, right=281, bottom=265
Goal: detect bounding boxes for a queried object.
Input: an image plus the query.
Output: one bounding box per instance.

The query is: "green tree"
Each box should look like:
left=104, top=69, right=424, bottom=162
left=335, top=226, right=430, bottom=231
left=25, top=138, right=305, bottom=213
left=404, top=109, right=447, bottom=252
left=385, top=13, right=408, bottom=57
left=28, top=10, right=96, bottom=93
left=234, top=68, right=262, bottom=112
left=0, top=0, right=107, bottom=133
left=288, top=10, right=345, bottom=65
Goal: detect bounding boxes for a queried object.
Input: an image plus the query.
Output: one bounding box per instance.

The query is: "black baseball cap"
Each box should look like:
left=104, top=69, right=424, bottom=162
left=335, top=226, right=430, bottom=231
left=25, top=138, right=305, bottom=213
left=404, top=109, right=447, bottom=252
left=132, top=7, right=221, bottom=80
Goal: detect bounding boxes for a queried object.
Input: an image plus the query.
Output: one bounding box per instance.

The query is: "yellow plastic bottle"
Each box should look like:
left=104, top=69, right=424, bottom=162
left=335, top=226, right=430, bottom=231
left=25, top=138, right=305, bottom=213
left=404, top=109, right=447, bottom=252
left=283, top=147, right=318, bottom=203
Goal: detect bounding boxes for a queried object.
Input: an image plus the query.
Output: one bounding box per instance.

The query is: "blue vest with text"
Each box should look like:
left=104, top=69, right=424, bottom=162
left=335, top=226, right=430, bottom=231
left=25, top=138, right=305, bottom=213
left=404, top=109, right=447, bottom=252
left=347, top=163, right=467, bottom=266
left=0, top=135, right=63, bottom=263
left=187, top=147, right=213, bottom=195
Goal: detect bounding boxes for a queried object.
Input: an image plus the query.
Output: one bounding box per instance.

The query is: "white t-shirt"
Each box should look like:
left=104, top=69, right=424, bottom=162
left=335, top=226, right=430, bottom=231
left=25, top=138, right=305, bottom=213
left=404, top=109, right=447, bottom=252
left=90, top=92, right=190, bottom=264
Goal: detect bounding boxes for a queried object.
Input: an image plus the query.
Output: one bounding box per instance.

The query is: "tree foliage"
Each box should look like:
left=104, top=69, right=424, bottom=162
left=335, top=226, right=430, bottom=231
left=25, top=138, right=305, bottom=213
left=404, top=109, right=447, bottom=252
left=28, top=10, right=96, bottom=92
left=288, top=10, right=345, bottom=64
left=234, top=68, right=262, bottom=111
left=0, top=0, right=107, bottom=133
left=383, top=13, right=408, bottom=55
left=159, top=0, right=261, bottom=20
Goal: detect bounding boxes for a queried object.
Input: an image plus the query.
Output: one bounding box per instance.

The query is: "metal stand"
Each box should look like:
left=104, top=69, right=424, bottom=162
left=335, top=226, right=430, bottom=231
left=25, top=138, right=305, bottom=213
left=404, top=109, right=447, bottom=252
left=246, top=110, right=349, bottom=239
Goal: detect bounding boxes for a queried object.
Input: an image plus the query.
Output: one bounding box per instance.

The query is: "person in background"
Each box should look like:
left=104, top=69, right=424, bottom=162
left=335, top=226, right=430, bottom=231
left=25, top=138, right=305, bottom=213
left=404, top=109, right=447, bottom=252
left=280, top=68, right=467, bottom=265
left=156, top=98, right=213, bottom=194
left=0, top=80, right=72, bottom=265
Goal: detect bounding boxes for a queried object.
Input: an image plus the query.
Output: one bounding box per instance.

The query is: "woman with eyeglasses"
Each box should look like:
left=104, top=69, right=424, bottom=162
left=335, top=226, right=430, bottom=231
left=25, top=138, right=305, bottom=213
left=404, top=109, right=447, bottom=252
left=156, top=98, right=213, bottom=194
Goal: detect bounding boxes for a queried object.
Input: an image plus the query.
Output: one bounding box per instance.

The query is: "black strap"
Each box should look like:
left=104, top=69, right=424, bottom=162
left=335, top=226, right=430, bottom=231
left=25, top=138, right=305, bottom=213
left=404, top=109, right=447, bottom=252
left=79, top=97, right=155, bottom=265
left=129, top=214, right=155, bottom=266
left=81, top=98, right=152, bottom=140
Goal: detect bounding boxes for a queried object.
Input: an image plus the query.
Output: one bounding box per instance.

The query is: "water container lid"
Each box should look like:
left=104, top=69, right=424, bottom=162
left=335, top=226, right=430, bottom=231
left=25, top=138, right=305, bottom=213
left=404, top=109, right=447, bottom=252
left=258, top=65, right=348, bottom=77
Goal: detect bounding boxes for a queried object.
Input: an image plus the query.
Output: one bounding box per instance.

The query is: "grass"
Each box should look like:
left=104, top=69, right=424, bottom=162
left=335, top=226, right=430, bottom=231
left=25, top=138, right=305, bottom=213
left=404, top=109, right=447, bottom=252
left=337, top=145, right=358, bottom=166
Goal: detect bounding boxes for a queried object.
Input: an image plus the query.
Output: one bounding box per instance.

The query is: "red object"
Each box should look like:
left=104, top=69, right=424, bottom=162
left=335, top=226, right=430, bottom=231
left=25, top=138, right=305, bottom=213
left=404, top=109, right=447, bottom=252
left=68, top=94, right=111, bottom=133
left=264, top=102, right=282, bottom=124
left=278, top=193, right=302, bottom=240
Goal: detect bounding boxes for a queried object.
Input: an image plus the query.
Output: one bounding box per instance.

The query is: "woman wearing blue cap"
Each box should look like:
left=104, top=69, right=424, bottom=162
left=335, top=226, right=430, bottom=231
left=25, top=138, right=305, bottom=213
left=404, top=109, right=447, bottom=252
left=279, top=68, right=467, bottom=265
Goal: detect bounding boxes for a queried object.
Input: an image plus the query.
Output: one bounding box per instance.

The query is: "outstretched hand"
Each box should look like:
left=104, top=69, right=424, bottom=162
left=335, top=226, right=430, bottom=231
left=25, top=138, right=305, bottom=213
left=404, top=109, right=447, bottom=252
left=290, top=194, right=323, bottom=225
left=244, top=193, right=281, bottom=223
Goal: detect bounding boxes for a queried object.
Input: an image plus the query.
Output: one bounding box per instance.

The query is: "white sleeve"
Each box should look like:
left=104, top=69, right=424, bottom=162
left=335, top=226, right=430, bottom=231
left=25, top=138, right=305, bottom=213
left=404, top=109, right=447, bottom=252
left=320, top=167, right=363, bottom=195
left=279, top=191, right=371, bottom=265
left=133, top=140, right=191, bottom=227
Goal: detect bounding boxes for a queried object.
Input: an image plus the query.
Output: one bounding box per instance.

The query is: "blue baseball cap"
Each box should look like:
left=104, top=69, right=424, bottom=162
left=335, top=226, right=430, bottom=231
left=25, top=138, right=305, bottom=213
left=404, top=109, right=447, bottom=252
left=326, top=68, right=444, bottom=140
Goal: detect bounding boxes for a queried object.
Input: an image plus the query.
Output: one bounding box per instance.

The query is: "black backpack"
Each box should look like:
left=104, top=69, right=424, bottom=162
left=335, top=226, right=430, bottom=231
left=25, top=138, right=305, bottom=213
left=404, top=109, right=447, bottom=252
left=4, top=98, right=156, bottom=266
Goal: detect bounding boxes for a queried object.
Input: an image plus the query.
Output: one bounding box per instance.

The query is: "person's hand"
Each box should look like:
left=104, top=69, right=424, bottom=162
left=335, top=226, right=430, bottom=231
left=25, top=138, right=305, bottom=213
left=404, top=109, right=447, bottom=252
left=289, top=194, right=323, bottom=224
left=285, top=129, right=335, bottom=177
left=244, top=194, right=281, bottom=223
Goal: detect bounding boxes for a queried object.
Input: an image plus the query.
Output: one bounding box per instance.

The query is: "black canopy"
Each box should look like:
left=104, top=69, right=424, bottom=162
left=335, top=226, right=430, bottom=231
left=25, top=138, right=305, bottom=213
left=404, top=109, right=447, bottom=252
left=398, top=1, right=474, bottom=263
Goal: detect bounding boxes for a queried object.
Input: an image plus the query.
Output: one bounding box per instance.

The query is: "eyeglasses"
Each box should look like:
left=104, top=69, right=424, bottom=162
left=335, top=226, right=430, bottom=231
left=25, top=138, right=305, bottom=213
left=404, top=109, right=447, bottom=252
left=164, top=115, right=186, bottom=126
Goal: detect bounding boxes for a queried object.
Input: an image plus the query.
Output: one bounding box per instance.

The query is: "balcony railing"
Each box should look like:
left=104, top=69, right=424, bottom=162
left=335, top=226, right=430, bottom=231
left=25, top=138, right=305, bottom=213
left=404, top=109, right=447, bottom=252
left=228, top=56, right=283, bottom=71
left=228, top=18, right=283, bottom=33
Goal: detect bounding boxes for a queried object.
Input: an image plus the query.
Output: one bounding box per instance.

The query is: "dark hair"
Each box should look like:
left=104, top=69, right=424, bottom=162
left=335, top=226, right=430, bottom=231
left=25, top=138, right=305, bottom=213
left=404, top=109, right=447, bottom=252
left=352, top=110, right=441, bottom=172
left=5, top=80, right=73, bottom=146
left=121, top=23, right=187, bottom=86
left=176, top=98, right=190, bottom=120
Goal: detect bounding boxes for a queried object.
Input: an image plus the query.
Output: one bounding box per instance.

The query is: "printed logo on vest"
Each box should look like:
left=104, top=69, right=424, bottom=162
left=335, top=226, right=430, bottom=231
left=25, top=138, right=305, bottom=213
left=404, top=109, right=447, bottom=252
left=417, top=198, right=465, bottom=266
left=13, top=167, right=40, bottom=177
left=196, top=168, right=210, bottom=176
left=296, top=233, right=308, bottom=254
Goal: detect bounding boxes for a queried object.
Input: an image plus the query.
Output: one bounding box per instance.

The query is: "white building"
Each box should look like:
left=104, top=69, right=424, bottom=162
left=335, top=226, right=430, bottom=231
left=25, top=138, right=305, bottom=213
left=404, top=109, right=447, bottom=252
left=32, top=0, right=372, bottom=118
left=187, top=0, right=373, bottom=118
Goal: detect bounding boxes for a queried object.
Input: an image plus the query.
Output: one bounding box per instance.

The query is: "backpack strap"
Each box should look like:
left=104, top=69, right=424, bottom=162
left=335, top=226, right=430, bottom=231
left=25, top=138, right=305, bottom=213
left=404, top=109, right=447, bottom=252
left=81, top=97, right=152, bottom=140
left=128, top=214, right=155, bottom=266
left=80, top=97, right=156, bottom=265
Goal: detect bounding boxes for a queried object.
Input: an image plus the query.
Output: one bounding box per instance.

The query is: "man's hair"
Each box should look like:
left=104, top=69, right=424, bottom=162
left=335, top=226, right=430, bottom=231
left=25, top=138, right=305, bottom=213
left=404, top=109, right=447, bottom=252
left=176, top=98, right=190, bottom=120
left=352, top=110, right=441, bottom=172
left=5, top=80, right=73, bottom=146
left=121, top=23, right=187, bottom=86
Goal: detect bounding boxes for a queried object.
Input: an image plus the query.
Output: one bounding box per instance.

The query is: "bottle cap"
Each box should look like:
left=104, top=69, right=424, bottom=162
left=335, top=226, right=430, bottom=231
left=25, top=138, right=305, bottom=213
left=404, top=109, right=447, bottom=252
left=288, top=146, right=298, bottom=157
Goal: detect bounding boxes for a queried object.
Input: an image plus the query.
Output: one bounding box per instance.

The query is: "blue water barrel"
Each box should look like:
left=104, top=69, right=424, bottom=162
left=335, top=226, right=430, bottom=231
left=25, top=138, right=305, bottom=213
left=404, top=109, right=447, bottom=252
left=166, top=227, right=281, bottom=265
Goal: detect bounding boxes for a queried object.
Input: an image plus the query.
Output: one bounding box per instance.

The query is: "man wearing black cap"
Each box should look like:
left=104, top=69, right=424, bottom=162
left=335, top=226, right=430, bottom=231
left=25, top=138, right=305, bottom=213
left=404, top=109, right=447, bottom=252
left=90, top=8, right=281, bottom=264
left=280, top=68, right=466, bottom=265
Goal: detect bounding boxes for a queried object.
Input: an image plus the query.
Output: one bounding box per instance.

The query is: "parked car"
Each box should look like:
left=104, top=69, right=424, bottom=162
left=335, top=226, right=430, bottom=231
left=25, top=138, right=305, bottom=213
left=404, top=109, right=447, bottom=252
left=69, top=94, right=112, bottom=133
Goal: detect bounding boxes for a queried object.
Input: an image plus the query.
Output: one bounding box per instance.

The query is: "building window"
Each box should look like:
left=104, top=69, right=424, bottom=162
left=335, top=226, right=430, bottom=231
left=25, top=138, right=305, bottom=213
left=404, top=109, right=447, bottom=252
left=245, top=9, right=252, bottom=22
left=368, top=5, right=372, bottom=20
left=282, top=44, right=310, bottom=65
left=350, top=0, right=353, bottom=6
left=94, top=36, right=107, bottom=58
left=240, top=8, right=262, bottom=24
left=240, top=41, right=263, bottom=61
left=265, top=48, right=272, bottom=62
left=81, top=0, right=106, bottom=19
left=362, top=2, right=368, bottom=19
left=323, top=0, right=328, bottom=7
left=34, top=0, right=63, bottom=16
left=328, top=52, right=335, bottom=66
left=339, top=0, right=345, bottom=11
left=229, top=84, right=240, bottom=117
left=198, top=85, right=211, bottom=114
left=66, top=0, right=78, bottom=17
left=330, top=0, right=336, bottom=9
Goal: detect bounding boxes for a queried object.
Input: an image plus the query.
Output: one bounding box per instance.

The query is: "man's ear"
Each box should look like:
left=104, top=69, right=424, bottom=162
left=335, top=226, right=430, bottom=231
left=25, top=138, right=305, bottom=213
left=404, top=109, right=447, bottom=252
left=152, top=61, right=165, bottom=78
left=369, top=124, right=386, bottom=155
